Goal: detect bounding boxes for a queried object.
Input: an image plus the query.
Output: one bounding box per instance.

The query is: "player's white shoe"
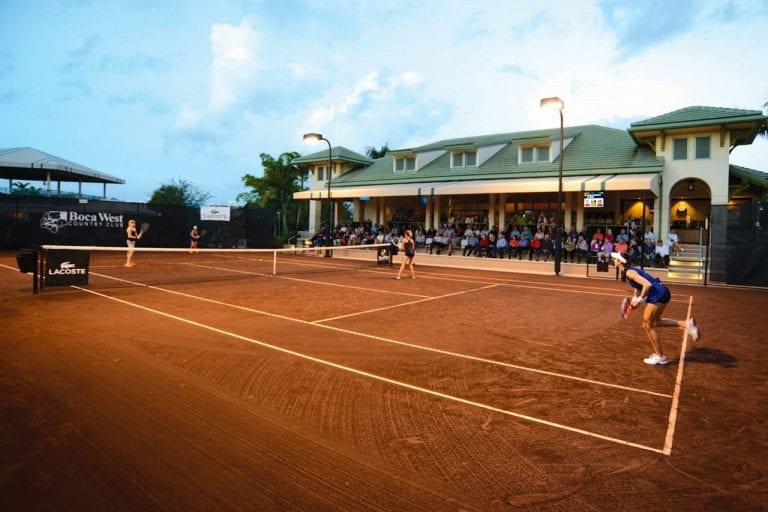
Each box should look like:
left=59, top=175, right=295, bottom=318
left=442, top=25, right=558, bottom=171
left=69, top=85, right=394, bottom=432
left=643, top=353, right=669, bottom=365
left=686, top=318, right=700, bottom=342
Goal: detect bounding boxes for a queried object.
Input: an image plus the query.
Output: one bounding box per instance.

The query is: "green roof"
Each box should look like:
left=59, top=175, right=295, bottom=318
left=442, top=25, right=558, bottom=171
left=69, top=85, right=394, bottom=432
left=332, top=125, right=663, bottom=187
left=294, top=146, right=372, bottom=166
left=730, top=164, right=768, bottom=188
left=629, top=106, right=764, bottom=130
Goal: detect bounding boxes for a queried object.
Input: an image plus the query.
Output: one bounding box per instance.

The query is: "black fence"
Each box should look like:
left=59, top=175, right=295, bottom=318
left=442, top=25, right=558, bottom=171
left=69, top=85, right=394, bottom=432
left=1, top=195, right=275, bottom=250
left=709, top=203, right=768, bottom=286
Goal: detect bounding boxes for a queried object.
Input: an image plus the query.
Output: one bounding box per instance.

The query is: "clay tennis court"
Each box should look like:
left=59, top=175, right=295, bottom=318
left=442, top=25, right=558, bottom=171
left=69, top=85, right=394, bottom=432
left=1, top=248, right=767, bottom=511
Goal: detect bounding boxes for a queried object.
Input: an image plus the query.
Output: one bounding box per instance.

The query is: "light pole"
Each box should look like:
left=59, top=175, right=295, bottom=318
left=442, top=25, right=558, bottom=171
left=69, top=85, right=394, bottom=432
left=303, top=132, right=333, bottom=256
left=540, top=96, right=564, bottom=276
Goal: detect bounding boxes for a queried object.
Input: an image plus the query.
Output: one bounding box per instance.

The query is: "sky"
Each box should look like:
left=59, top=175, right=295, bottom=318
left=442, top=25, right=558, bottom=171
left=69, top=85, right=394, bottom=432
left=2, top=0, right=767, bottom=205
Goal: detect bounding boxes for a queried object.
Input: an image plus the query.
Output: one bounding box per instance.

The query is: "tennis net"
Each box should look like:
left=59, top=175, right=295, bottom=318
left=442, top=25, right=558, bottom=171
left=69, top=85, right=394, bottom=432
left=38, top=244, right=392, bottom=290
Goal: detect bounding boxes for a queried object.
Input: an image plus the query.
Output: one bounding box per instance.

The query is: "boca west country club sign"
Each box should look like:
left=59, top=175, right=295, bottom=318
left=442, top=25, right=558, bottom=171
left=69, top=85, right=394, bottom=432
left=40, top=211, right=125, bottom=233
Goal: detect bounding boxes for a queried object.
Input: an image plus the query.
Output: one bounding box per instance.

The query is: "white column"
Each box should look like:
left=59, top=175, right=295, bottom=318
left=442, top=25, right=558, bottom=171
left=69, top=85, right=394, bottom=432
left=425, top=197, right=432, bottom=230
left=498, top=194, right=506, bottom=231
left=488, top=193, right=496, bottom=230
left=432, top=196, right=441, bottom=228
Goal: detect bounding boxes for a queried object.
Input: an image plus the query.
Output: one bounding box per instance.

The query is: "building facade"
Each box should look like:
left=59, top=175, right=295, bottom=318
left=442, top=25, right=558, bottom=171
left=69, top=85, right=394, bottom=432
left=295, top=106, right=768, bottom=282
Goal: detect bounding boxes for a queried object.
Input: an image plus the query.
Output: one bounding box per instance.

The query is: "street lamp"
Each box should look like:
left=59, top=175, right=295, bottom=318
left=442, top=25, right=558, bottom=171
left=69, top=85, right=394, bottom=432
left=540, top=96, right=565, bottom=276
left=303, top=132, right=333, bottom=256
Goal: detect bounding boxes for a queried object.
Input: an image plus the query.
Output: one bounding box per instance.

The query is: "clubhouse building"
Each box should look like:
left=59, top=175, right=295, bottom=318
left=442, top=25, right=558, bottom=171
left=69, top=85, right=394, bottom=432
left=295, top=106, right=768, bottom=283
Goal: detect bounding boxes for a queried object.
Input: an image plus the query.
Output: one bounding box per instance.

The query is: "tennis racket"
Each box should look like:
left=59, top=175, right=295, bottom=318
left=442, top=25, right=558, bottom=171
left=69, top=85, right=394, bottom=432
left=620, top=297, right=635, bottom=319
left=200, top=229, right=207, bottom=237
left=390, top=236, right=400, bottom=246
left=139, top=222, right=150, bottom=235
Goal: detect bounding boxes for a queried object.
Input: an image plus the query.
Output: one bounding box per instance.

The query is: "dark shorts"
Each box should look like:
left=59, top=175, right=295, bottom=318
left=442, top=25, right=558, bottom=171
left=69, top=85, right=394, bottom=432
left=648, top=285, right=671, bottom=304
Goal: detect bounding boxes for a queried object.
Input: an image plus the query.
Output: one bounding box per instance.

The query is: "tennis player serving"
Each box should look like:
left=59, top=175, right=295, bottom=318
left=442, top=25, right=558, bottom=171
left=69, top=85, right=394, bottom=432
left=611, top=251, right=700, bottom=365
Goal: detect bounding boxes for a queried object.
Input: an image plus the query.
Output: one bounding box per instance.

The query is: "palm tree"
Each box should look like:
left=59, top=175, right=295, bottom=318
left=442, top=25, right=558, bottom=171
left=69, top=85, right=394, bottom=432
left=365, top=144, right=389, bottom=159
left=238, top=151, right=302, bottom=238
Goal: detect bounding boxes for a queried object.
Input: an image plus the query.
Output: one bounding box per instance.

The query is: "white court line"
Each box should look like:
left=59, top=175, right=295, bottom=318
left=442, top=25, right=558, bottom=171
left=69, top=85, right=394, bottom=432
left=315, top=283, right=502, bottom=323
left=87, top=270, right=674, bottom=400
left=72, top=284, right=667, bottom=455
left=662, top=296, right=695, bottom=455
left=184, top=262, right=431, bottom=299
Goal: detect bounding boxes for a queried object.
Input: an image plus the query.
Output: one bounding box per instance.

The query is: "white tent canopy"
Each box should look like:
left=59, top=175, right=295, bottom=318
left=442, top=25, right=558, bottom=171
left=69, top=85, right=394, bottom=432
left=1, top=147, right=124, bottom=197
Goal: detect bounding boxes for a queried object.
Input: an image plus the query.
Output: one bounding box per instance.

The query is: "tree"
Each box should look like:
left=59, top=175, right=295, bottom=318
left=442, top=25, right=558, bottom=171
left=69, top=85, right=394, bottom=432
left=365, top=144, right=389, bottom=159
left=760, top=100, right=768, bottom=139
left=148, top=179, right=211, bottom=207
left=238, top=152, right=303, bottom=238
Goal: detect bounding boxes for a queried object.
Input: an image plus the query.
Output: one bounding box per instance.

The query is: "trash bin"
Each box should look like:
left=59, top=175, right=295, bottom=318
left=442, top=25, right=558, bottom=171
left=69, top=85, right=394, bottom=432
left=16, top=251, right=37, bottom=274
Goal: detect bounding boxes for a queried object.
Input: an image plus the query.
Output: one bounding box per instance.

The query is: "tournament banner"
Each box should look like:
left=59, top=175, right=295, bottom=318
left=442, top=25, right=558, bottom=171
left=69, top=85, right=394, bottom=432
left=45, top=250, right=90, bottom=287
left=200, top=205, right=231, bottom=222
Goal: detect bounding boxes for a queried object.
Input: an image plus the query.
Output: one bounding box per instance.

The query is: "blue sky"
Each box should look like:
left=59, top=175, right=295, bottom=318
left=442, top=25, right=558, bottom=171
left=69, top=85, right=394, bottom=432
left=2, top=0, right=767, bottom=204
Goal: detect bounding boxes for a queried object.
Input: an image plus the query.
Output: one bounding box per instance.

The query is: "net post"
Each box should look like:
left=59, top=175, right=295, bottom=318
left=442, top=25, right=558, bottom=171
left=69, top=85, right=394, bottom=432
left=273, top=249, right=278, bottom=275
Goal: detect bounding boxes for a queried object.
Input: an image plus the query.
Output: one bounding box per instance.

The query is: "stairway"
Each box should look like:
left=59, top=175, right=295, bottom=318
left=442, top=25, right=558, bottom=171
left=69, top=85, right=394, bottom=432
left=667, top=243, right=706, bottom=284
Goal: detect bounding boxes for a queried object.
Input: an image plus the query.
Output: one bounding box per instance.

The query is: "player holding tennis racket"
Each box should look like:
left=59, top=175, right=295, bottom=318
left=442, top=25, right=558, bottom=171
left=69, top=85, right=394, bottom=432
left=125, top=219, right=145, bottom=267
left=611, top=251, right=700, bottom=365
left=393, top=230, right=416, bottom=280
left=189, top=225, right=201, bottom=253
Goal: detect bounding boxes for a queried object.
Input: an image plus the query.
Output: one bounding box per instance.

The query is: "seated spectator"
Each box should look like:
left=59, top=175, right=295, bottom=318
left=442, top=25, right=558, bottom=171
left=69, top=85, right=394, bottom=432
left=654, top=240, right=670, bottom=268
left=538, top=234, right=554, bottom=261
left=508, top=235, right=520, bottom=259
left=463, top=233, right=479, bottom=256
left=590, top=236, right=602, bottom=262
left=574, top=235, right=589, bottom=263
left=492, top=232, right=508, bottom=258
left=310, top=230, right=326, bottom=247
left=486, top=233, right=496, bottom=257
left=565, top=235, right=576, bottom=262
left=613, top=237, right=628, bottom=255
left=643, top=238, right=656, bottom=264
left=477, top=233, right=490, bottom=257
left=530, top=236, right=542, bottom=260
left=414, top=229, right=426, bottom=248
left=628, top=239, right=642, bottom=263
left=430, top=233, right=447, bottom=254
left=667, top=228, right=684, bottom=255
left=601, top=239, right=614, bottom=260
left=517, top=237, right=530, bottom=259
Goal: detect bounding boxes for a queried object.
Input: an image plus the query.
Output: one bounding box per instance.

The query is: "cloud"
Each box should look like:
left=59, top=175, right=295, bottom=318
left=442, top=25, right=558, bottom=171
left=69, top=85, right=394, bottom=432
left=62, top=36, right=101, bottom=73
left=208, top=18, right=262, bottom=112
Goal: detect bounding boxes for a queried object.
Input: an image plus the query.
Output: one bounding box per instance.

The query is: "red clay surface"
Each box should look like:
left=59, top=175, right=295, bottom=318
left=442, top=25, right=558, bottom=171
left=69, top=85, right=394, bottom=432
left=1, top=250, right=767, bottom=511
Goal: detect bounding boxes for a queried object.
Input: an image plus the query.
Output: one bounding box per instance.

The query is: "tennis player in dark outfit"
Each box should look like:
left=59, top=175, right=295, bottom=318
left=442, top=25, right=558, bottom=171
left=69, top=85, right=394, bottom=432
left=393, top=230, right=416, bottom=280
left=611, top=251, right=700, bottom=365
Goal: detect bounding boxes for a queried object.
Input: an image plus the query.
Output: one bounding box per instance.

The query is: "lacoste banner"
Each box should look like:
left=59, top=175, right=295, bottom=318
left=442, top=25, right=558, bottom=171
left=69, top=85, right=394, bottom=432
left=45, top=250, right=90, bottom=287
left=200, top=205, right=231, bottom=221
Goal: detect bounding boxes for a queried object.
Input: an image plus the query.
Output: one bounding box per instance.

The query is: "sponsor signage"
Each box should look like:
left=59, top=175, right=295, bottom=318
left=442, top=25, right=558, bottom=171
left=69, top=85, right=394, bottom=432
left=40, top=210, right=125, bottom=234
left=200, top=205, right=231, bottom=221
left=45, top=250, right=90, bottom=286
